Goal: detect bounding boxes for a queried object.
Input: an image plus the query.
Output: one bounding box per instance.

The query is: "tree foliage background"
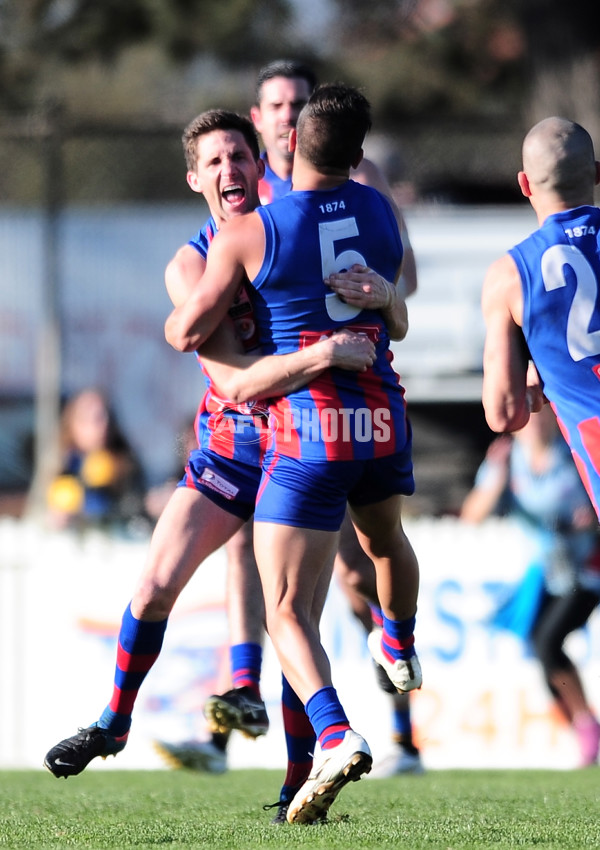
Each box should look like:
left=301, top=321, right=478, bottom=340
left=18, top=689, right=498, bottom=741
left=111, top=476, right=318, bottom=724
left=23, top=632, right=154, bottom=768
left=1, top=0, right=599, bottom=202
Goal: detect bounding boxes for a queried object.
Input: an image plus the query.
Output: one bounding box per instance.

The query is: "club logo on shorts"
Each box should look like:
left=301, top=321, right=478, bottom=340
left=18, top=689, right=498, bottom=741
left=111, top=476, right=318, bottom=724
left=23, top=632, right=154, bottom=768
left=200, top=468, right=240, bottom=500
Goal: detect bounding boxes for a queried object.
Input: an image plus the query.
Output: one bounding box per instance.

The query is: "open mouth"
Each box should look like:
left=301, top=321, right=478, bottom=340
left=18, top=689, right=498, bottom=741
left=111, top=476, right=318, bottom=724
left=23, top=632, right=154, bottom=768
left=222, top=183, right=246, bottom=207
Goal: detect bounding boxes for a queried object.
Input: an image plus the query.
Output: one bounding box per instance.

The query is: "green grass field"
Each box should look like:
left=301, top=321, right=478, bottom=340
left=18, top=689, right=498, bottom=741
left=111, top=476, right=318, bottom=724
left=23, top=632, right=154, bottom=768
left=1, top=768, right=599, bottom=849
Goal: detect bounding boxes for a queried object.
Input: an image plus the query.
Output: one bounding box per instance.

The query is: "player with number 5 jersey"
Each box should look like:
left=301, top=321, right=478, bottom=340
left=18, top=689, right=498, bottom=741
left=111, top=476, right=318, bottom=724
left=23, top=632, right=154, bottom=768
left=254, top=179, right=407, bottom=462
left=482, top=116, right=600, bottom=518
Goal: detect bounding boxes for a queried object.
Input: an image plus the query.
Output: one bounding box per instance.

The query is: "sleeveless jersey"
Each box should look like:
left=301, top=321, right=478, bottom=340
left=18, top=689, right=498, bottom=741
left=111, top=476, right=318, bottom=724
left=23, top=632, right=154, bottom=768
left=251, top=179, right=407, bottom=461
left=509, top=205, right=600, bottom=517
left=188, top=216, right=268, bottom=463
left=258, top=154, right=291, bottom=206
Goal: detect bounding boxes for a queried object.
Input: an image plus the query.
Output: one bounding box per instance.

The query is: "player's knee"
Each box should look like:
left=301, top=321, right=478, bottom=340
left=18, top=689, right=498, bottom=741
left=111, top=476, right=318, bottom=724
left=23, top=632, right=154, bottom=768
left=132, top=581, right=178, bottom=620
left=337, top=563, right=371, bottom=598
left=225, top=533, right=256, bottom=569
left=265, top=596, right=310, bottom=636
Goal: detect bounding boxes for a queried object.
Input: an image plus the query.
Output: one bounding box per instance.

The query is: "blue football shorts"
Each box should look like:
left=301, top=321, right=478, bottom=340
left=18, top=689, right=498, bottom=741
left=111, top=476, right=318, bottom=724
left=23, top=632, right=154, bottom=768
left=254, top=446, right=415, bottom=531
left=177, top=447, right=261, bottom=521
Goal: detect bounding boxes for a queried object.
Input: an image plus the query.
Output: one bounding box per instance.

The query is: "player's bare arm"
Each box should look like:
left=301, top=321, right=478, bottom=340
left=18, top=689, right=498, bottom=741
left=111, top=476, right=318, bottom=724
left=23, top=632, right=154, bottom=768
left=165, top=233, right=374, bottom=403
left=165, top=213, right=264, bottom=352
left=391, top=199, right=417, bottom=301
left=481, top=254, right=531, bottom=433
left=351, top=158, right=417, bottom=298
left=165, top=244, right=206, bottom=307
left=325, top=263, right=408, bottom=341
left=199, top=323, right=376, bottom=404
left=396, top=216, right=417, bottom=299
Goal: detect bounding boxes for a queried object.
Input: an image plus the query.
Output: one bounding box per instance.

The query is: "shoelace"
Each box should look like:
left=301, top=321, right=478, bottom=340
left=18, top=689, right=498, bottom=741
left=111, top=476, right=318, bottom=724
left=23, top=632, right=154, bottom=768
left=262, top=799, right=288, bottom=812
left=75, top=727, right=102, bottom=742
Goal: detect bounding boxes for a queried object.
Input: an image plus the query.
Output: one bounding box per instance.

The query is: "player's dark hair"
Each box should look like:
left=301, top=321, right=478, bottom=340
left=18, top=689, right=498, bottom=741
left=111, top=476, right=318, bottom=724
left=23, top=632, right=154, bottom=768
left=182, top=110, right=260, bottom=172
left=255, top=59, right=317, bottom=104
left=296, top=83, right=372, bottom=172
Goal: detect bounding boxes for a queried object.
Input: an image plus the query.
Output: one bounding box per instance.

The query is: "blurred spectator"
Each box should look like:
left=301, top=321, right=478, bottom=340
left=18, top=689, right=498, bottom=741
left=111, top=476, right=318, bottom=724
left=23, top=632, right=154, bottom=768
left=45, top=387, right=147, bottom=532
left=461, top=405, right=600, bottom=767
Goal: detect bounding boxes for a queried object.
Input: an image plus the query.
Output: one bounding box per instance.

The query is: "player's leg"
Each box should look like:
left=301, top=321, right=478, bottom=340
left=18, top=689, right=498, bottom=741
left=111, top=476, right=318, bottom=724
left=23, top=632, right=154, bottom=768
left=349, top=492, right=422, bottom=693
left=349, top=495, right=419, bottom=620
left=225, top=519, right=266, bottom=670
left=204, top=519, right=269, bottom=740
left=44, top=487, right=244, bottom=778
left=266, top=553, right=333, bottom=824
left=254, top=520, right=338, bottom=701
left=334, top=511, right=423, bottom=775
left=334, top=509, right=377, bottom=628
left=155, top=452, right=264, bottom=769
left=254, top=456, right=376, bottom=824
left=254, top=519, right=371, bottom=824
left=152, top=509, right=262, bottom=773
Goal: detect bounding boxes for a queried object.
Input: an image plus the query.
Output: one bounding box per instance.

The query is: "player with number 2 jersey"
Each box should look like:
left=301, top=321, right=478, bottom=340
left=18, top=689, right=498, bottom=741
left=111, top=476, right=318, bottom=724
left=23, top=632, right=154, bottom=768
left=510, top=205, right=600, bottom=515
left=482, top=116, right=600, bottom=519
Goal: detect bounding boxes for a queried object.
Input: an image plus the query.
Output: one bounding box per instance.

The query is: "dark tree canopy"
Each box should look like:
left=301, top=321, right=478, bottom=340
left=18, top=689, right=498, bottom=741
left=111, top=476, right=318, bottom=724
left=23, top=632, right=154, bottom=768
left=1, top=0, right=599, bottom=121
left=0, top=0, right=295, bottom=110
left=0, top=0, right=598, bottom=201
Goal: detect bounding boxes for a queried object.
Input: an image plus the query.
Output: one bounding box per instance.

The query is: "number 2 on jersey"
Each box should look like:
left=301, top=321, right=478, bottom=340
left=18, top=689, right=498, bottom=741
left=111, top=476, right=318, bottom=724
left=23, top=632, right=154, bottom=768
left=542, top=243, right=600, bottom=361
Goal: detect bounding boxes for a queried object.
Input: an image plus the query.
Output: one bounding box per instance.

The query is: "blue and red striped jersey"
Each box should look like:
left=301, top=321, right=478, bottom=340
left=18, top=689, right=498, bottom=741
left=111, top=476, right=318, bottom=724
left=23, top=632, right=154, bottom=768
left=250, top=179, right=408, bottom=461
left=510, top=204, right=600, bottom=517
left=188, top=216, right=268, bottom=463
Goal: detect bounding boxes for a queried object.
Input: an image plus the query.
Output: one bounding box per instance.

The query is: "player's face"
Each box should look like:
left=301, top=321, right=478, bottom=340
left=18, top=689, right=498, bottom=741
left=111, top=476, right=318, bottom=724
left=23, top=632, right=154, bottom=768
left=251, top=76, right=312, bottom=164
left=188, top=129, right=263, bottom=226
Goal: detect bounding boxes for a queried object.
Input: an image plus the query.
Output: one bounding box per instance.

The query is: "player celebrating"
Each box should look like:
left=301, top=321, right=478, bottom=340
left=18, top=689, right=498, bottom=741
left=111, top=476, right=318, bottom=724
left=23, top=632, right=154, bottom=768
left=43, top=110, right=376, bottom=781
left=196, top=61, right=423, bottom=800
left=166, top=83, right=422, bottom=824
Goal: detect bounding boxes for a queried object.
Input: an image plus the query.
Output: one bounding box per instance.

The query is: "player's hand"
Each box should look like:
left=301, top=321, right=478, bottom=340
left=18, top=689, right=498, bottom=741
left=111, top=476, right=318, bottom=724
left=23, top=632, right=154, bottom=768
left=325, top=328, right=376, bottom=371
left=325, top=264, right=396, bottom=311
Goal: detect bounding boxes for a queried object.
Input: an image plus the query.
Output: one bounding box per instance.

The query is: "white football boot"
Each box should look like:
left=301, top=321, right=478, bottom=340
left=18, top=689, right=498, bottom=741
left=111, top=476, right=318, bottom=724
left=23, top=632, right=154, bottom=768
left=287, top=729, right=372, bottom=824
left=367, top=628, right=422, bottom=692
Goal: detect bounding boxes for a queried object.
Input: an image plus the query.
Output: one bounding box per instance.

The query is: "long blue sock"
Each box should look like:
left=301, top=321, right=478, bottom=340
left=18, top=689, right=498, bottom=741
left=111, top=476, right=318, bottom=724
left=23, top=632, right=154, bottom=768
left=230, top=642, right=263, bottom=696
left=370, top=604, right=384, bottom=629
left=98, top=602, right=167, bottom=737
left=305, top=686, right=350, bottom=750
left=382, top=614, right=416, bottom=663
left=392, top=701, right=412, bottom=740
left=280, top=675, right=315, bottom=799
